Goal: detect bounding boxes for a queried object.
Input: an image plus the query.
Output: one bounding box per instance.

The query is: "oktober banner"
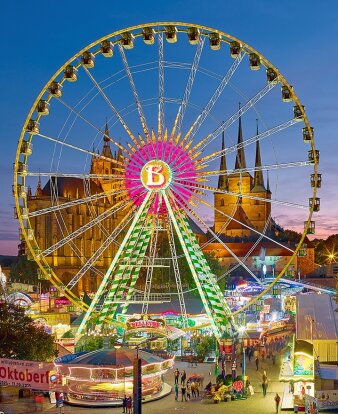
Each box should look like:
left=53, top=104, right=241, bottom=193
left=0, top=358, right=54, bottom=390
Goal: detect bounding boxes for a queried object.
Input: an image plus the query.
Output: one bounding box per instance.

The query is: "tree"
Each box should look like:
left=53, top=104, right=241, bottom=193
left=75, top=335, right=117, bottom=352
left=312, top=234, right=338, bottom=265
left=10, top=255, right=50, bottom=291
left=0, top=302, right=57, bottom=361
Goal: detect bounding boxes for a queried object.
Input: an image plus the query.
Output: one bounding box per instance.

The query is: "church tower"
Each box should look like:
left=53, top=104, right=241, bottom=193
left=214, top=116, right=271, bottom=238
left=245, top=120, right=271, bottom=232
left=90, top=122, right=120, bottom=204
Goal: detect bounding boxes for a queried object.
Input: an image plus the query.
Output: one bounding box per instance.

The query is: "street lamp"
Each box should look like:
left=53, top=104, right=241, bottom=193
left=238, top=326, right=246, bottom=379
left=132, top=336, right=160, bottom=414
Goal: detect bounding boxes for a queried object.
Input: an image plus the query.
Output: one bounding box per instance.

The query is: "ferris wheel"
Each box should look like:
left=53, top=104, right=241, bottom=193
left=14, top=22, right=320, bottom=339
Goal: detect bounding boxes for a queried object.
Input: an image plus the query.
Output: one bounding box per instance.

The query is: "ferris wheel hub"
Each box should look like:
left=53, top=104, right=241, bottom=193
left=140, top=160, right=172, bottom=191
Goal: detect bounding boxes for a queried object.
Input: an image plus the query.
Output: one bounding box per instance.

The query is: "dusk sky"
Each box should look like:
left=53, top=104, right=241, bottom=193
left=1, top=0, right=338, bottom=256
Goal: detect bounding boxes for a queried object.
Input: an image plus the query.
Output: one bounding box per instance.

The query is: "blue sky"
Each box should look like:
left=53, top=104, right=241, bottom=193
left=1, top=0, right=338, bottom=255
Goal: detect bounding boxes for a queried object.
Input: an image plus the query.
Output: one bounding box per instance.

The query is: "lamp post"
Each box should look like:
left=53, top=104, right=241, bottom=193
left=133, top=336, right=160, bottom=414
left=133, top=345, right=142, bottom=414
left=238, top=326, right=246, bottom=379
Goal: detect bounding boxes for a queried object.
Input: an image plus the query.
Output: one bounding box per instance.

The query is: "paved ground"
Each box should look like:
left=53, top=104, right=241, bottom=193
left=0, top=354, right=291, bottom=414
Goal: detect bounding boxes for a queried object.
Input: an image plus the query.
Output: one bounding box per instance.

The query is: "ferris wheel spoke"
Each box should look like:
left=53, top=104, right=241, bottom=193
left=158, top=33, right=165, bottom=138
left=188, top=81, right=277, bottom=159
left=197, top=118, right=302, bottom=165
left=35, top=133, right=125, bottom=167
left=184, top=51, right=245, bottom=143
left=118, top=43, right=151, bottom=142
left=217, top=218, right=271, bottom=282
left=173, top=196, right=263, bottom=285
left=56, top=97, right=133, bottom=155
left=39, top=199, right=132, bottom=258
left=81, top=64, right=142, bottom=152
left=26, top=171, right=129, bottom=180
left=190, top=192, right=294, bottom=253
left=28, top=187, right=127, bottom=218
left=172, top=35, right=205, bottom=139
left=177, top=181, right=308, bottom=209
left=193, top=160, right=313, bottom=179
left=67, top=206, right=138, bottom=291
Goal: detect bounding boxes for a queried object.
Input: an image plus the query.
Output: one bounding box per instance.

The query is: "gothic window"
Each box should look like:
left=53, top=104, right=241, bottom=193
left=45, top=215, right=52, bottom=249
left=220, top=199, right=225, bottom=207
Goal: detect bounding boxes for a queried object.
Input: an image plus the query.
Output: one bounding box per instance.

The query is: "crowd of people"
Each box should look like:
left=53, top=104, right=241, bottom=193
left=173, top=368, right=202, bottom=402
left=122, top=395, right=133, bottom=414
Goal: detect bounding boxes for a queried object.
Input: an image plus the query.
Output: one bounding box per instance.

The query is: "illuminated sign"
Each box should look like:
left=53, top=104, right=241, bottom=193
left=294, top=352, right=314, bottom=378
left=0, top=358, right=53, bottom=390
left=283, top=295, right=296, bottom=313
left=129, top=320, right=161, bottom=329
left=126, top=315, right=165, bottom=333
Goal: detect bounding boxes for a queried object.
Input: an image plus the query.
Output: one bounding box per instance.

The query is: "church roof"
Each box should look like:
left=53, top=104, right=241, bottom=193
left=42, top=177, right=103, bottom=199
left=203, top=241, right=295, bottom=258
left=187, top=216, right=205, bottom=235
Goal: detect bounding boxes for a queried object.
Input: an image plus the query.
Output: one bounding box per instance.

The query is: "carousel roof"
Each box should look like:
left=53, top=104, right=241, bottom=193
left=57, top=347, right=165, bottom=367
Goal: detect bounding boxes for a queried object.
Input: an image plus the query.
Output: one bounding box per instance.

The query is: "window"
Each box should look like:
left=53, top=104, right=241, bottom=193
left=220, top=199, right=225, bottom=207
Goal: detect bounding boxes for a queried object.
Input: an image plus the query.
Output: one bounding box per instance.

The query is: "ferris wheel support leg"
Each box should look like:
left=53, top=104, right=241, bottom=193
left=97, top=210, right=152, bottom=325
left=162, top=192, right=222, bottom=339
left=76, top=193, right=152, bottom=337
left=176, top=213, right=235, bottom=332
left=100, top=224, right=152, bottom=323
left=141, top=223, right=159, bottom=315
left=167, top=217, right=188, bottom=328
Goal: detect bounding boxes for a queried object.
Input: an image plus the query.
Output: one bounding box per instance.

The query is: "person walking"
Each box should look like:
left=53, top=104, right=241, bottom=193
left=191, top=381, right=196, bottom=398
left=181, top=384, right=187, bottom=401
left=196, top=381, right=200, bottom=397
left=262, top=370, right=268, bottom=397
left=274, top=393, right=281, bottom=413
left=127, top=396, right=132, bottom=414
left=174, top=383, right=179, bottom=401
left=186, top=382, right=191, bottom=400
left=122, top=395, right=128, bottom=413
left=174, top=368, right=180, bottom=384
left=181, top=370, right=186, bottom=385
left=231, top=359, right=237, bottom=379
left=272, top=353, right=276, bottom=365
left=255, top=356, right=259, bottom=371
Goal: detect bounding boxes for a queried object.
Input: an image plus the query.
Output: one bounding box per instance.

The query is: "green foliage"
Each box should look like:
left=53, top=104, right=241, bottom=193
left=149, top=232, right=228, bottom=293
left=224, top=374, right=233, bottom=386
left=75, top=335, right=117, bottom=352
left=274, top=229, right=305, bottom=243
left=312, top=234, right=338, bottom=265
left=193, top=335, right=214, bottom=359
left=10, top=255, right=49, bottom=290
left=0, top=302, right=57, bottom=361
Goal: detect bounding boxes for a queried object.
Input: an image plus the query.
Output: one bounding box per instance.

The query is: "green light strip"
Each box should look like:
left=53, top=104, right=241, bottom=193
left=76, top=192, right=152, bottom=337
left=162, top=191, right=222, bottom=338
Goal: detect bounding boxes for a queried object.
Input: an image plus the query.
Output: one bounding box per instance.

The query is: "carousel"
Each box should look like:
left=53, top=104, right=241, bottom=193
left=54, top=347, right=174, bottom=406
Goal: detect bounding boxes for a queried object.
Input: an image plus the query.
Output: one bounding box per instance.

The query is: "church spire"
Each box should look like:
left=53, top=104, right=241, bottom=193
left=35, top=172, right=42, bottom=196
left=266, top=171, right=271, bottom=193
left=218, top=126, right=228, bottom=190
left=102, top=120, right=113, bottom=158
left=235, top=103, right=246, bottom=170
left=252, top=119, right=266, bottom=191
